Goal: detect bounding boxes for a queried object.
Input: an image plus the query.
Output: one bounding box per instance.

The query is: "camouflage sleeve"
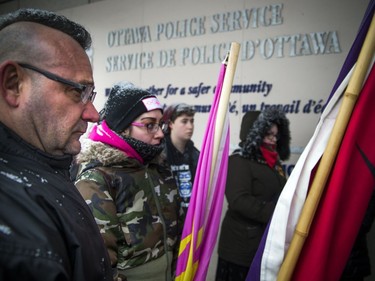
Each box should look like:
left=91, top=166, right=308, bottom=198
left=166, top=166, right=185, bottom=277
left=173, top=197, right=184, bottom=277
left=75, top=168, right=122, bottom=268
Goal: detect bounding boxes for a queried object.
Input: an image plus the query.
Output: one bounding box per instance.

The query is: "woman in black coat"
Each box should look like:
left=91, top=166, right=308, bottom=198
left=216, top=108, right=291, bottom=281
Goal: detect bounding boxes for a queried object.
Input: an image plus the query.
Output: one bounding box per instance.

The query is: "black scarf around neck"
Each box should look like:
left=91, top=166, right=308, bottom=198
left=122, top=136, right=165, bottom=163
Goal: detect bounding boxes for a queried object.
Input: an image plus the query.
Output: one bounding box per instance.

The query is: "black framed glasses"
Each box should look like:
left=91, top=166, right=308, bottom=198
left=18, top=63, right=96, bottom=104
left=131, top=121, right=168, bottom=134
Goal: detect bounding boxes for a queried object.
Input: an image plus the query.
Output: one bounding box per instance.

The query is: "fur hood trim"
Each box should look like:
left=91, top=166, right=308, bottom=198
left=76, top=139, right=129, bottom=167
left=241, top=108, right=291, bottom=161
left=76, top=139, right=166, bottom=168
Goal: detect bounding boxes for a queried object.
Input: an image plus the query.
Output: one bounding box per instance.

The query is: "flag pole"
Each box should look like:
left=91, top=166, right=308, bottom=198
left=210, top=42, right=240, bottom=185
left=277, top=13, right=375, bottom=281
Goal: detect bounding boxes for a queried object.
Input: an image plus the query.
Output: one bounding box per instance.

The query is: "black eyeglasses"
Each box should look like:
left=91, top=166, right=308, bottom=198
left=131, top=121, right=168, bottom=134
left=18, top=63, right=96, bottom=104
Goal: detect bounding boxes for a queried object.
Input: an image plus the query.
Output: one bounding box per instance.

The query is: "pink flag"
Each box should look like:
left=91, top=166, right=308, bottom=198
left=176, top=43, right=240, bottom=281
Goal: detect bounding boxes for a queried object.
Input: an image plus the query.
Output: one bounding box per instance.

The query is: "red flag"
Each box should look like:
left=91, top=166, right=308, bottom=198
left=248, top=4, right=375, bottom=281
left=292, top=63, right=375, bottom=280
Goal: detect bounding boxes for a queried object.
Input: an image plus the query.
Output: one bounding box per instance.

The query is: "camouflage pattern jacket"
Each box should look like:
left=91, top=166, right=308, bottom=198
left=75, top=140, right=182, bottom=275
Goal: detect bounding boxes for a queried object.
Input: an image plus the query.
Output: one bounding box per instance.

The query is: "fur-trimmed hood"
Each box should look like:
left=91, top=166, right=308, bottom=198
left=76, top=139, right=132, bottom=167
left=76, top=139, right=166, bottom=170
left=241, top=108, right=291, bottom=161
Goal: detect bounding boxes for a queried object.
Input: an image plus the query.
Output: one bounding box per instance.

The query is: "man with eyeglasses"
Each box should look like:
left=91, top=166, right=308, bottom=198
left=0, top=8, right=112, bottom=280
left=75, top=82, right=182, bottom=281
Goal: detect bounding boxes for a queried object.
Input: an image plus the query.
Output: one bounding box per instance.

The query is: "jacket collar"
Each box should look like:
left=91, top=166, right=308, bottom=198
left=0, top=122, right=73, bottom=171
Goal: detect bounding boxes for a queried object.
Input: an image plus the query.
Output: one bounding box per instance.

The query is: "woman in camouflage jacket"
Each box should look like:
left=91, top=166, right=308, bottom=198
left=75, top=82, right=182, bottom=281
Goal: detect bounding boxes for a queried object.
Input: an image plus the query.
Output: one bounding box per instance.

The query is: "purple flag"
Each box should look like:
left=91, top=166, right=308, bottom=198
left=176, top=43, right=240, bottom=281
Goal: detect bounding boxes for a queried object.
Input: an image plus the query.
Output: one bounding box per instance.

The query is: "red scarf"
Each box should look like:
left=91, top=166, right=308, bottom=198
left=260, top=144, right=278, bottom=168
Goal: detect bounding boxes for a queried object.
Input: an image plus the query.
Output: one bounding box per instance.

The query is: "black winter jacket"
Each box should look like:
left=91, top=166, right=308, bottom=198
left=218, top=109, right=290, bottom=267
left=217, top=153, right=287, bottom=266
left=163, top=135, right=200, bottom=214
left=0, top=123, right=112, bottom=281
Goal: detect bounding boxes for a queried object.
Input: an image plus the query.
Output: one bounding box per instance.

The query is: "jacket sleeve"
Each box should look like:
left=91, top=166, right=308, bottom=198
left=75, top=168, right=122, bottom=269
left=0, top=188, right=71, bottom=280
left=225, top=156, right=276, bottom=224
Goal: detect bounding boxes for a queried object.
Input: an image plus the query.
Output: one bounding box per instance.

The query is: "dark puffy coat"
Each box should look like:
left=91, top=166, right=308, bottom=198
left=218, top=109, right=290, bottom=267
left=0, top=123, right=112, bottom=280
left=218, top=154, right=287, bottom=266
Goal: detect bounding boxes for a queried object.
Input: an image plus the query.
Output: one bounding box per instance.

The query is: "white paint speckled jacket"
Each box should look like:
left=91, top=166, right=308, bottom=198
left=0, top=122, right=112, bottom=281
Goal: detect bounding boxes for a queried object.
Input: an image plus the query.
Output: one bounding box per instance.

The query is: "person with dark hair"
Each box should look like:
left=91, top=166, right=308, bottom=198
left=0, top=8, right=112, bottom=281
left=162, top=103, right=200, bottom=217
left=235, top=110, right=262, bottom=151
left=75, top=82, right=182, bottom=281
left=216, top=108, right=291, bottom=281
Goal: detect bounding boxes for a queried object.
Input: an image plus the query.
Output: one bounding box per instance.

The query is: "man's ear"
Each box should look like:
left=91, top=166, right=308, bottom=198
left=0, top=61, right=23, bottom=107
